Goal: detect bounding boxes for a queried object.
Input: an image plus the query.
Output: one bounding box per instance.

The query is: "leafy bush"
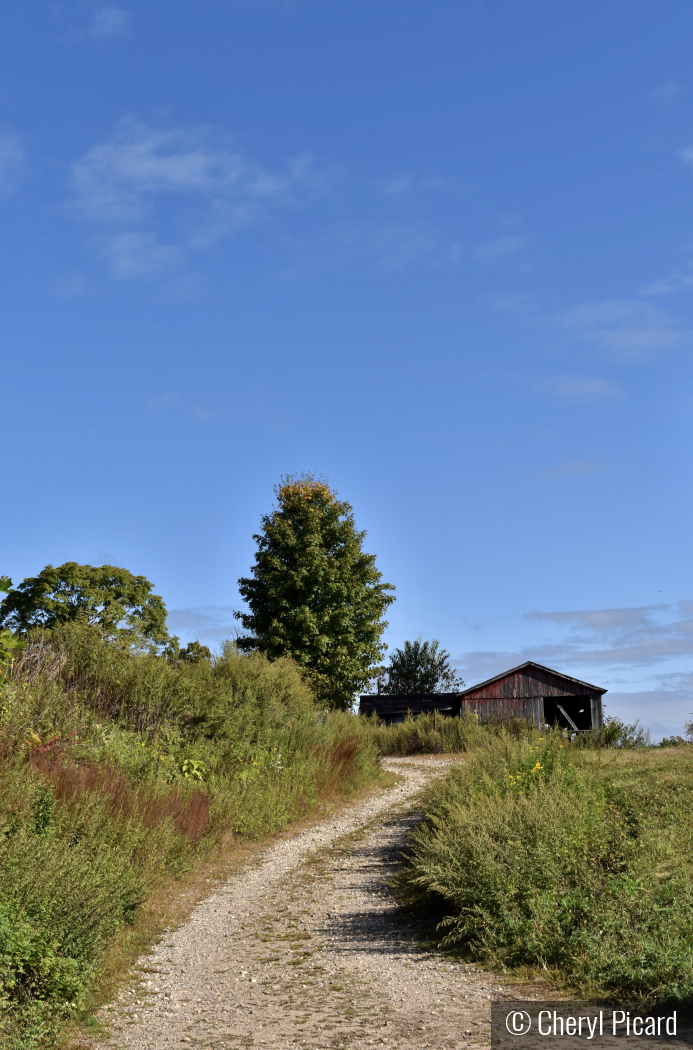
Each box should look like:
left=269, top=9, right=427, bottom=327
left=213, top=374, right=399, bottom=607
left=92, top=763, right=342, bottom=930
left=396, top=734, right=693, bottom=999
left=573, top=715, right=652, bottom=749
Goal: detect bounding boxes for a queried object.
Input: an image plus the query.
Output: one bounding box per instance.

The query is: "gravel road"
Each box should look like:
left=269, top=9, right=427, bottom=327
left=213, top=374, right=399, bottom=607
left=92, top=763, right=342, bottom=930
left=95, top=756, right=507, bottom=1050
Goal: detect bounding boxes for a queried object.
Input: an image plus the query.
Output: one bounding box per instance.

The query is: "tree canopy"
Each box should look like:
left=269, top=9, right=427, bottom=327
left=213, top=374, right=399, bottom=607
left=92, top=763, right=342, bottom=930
left=0, top=562, right=170, bottom=652
left=0, top=576, right=23, bottom=687
left=235, top=475, right=395, bottom=709
left=380, top=638, right=464, bottom=694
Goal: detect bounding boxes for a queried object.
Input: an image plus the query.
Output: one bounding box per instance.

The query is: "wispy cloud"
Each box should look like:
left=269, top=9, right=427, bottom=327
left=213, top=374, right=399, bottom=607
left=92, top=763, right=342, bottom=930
left=536, top=458, right=608, bottom=483
left=167, top=606, right=237, bottom=644
left=651, top=80, right=684, bottom=109
left=102, top=231, right=182, bottom=279
left=71, top=118, right=339, bottom=277
left=475, top=235, right=525, bottom=261
left=379, top=175, right=415, bottom=197
left=0, top=130, right=25, bottom=194
left=348, top=220, right=436, bottom=269
left=90, top=7, right=131, bottom=38
left=378, top=174, right=451, bottom=197
left=545, top=375, right=624, bottom=401
left=526, top=601, right=693, bottom=666
left=644, top=261, right=693, bottom=296
left=453, top=600, right=693, bottom=733
left=281, top=218, right=440, bottom=278
left=553, top=298, right=686, bottom=357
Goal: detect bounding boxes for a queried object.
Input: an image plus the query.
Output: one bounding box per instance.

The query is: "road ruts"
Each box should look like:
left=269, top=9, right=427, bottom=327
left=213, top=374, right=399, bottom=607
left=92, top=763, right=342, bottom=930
left=93, top=757, right=507, bottom=1050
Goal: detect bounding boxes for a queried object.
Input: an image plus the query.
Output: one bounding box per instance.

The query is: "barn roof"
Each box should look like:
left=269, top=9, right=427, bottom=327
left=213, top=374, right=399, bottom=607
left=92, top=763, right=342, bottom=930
left=457, top=660, right=606, bottom=697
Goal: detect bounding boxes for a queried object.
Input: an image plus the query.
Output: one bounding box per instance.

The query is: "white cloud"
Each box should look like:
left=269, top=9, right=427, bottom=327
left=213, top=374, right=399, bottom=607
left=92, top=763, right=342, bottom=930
left=644, top=261, right=693, bottom=296
left=546, top=375, right=624, bottom=401
left=73, top=119, right=283, bottom=222
left=0, top=130, right=24, bottom=194
left=90, top=7, right=131, bottom=38
left=102, top=231, right=182, bottom=279
left=71, top=118, right=337, bottom=276
left=475, top=235, right=524, bottom=261
left=554, top=298, right=686, bottom=357
left=167, top=606, right=237, bottom=644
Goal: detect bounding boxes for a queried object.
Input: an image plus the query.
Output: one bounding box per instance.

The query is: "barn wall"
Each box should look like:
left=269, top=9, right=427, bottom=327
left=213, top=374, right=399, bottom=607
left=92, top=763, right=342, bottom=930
left=459, top=696, right=543, bottom=727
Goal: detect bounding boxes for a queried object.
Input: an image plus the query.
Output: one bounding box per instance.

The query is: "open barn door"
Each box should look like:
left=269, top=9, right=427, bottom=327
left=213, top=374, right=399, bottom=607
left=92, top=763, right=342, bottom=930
left=543, top=696, right=593, bottom=732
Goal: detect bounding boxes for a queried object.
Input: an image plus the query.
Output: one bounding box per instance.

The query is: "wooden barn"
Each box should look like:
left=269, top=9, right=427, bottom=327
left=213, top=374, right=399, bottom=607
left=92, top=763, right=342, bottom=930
left=359, top=660, right=606, bottom=732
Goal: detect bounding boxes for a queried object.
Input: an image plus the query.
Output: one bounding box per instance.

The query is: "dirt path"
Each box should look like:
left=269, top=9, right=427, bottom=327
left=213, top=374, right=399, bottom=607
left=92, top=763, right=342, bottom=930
left=95, top=757, right=507, bottom=1050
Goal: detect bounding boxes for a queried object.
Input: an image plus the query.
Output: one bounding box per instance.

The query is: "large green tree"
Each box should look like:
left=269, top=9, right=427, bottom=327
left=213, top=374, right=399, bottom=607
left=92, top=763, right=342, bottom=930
left=0, top=562, right=170, bottom=652
left=235, top=475, right=395, bottom=709
left=380, top=638, right=464, bottom=694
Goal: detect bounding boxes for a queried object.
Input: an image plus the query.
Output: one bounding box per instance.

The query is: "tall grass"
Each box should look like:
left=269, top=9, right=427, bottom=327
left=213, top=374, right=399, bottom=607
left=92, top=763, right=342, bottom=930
left=0, top=626, right=380, bottom=1047
left=395, top=731, right=693, bottom=1000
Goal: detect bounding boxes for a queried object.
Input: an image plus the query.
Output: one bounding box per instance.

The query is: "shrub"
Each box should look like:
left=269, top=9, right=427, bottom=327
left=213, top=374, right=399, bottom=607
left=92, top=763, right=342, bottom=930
left=396, top=734, right=693, bottom=999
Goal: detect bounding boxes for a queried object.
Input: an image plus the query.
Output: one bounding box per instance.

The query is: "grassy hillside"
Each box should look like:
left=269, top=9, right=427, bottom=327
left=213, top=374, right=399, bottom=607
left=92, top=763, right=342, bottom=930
left=395, top=729, right=693, bottom=1001
left=0, top=626, right=380, bottom=1048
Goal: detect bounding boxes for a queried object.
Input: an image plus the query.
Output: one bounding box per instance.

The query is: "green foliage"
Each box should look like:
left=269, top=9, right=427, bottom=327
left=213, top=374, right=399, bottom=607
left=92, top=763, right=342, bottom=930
left=0, top=576, right=24, bottom=690
left=396, top=735, right=693, bottom=1000
left=658, top=735, right=687, bottom=748
left=30, top=790, right=55, bottom=837
left=0, top=623, right=381, bottom=1045
left=236, top=475, right=395, bottom=709
left=379, top=638, right=464, bottom=694
left=369, top=710, right=487, bottom=754
left=573, top=715, right=652, bottom=749
left=178, top=640, right=212, bottom=663
left=0, top=563, right=169, bottom=653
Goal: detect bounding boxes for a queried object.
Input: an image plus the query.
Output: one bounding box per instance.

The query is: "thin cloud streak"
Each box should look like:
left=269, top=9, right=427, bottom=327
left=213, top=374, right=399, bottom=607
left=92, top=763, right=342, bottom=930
left=71, top=118, right=340, bottom=276
left=553, top=299, right=686, bottom=357
left=90, top=7, right=131, bottom=38
left=536, top=459, right=608, bottom=483
left=475, top=235, right=524, bottom=261
left=545, top=375, right=624, bottom=401
left=453, top=601, right=693, bottom=703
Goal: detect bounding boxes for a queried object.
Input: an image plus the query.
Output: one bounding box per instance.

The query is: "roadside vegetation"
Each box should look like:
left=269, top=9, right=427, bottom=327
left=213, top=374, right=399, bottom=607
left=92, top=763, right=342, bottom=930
left=395, top=723, right=693, bottom=1002
left=0, top=624, right=380, bottom=1049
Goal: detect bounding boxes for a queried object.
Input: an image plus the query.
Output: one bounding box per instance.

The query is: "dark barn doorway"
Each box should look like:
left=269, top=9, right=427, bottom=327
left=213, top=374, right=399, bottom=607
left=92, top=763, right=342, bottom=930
left=542, top=695, right=593, bottom=732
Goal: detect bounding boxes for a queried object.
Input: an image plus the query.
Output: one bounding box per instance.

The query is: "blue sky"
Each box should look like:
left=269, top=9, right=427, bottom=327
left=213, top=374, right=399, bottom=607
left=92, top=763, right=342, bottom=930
left=3, top=1, right=693, bottom=737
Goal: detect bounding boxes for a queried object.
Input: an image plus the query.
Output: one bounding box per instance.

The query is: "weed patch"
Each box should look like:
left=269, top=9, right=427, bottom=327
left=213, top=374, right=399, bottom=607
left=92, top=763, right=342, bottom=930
left=395, top=734, right=693, bottom=1000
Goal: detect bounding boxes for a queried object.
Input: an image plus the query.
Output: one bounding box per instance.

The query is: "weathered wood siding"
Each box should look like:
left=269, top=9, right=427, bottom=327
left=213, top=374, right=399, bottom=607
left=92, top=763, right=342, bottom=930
left=460, top=666, right=594, bottom=701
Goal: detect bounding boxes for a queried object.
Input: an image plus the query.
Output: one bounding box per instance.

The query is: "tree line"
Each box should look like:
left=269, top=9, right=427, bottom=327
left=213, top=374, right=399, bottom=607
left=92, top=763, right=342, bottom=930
left=0, top=474, right=462, bottom=708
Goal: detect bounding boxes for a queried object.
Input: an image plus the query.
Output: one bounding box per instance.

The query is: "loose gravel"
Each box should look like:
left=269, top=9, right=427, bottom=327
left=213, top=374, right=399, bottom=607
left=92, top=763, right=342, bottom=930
left=94, top=757, right=508, bottom=1050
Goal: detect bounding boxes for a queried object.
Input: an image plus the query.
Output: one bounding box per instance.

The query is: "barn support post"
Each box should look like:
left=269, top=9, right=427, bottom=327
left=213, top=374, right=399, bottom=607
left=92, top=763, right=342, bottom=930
left=590, top=694, right=603, bottom=731
left=533, top=697, right=544, bottom=730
